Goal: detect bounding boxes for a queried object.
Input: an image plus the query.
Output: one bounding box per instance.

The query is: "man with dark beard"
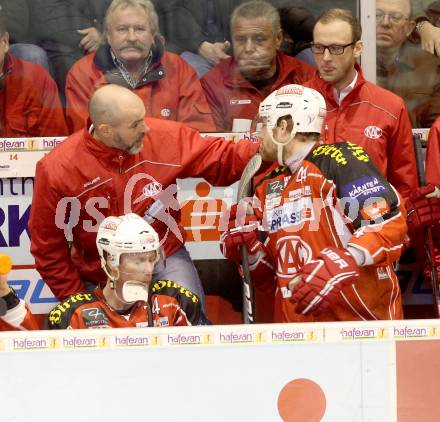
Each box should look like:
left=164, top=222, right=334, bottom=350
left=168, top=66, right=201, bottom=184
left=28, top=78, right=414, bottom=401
left=29, top=84, right=259, bottom=310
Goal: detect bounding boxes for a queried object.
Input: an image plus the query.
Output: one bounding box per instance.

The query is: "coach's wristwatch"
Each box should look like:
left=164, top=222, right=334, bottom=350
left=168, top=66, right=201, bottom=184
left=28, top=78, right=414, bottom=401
left=416, top=18, right=430, bottom=34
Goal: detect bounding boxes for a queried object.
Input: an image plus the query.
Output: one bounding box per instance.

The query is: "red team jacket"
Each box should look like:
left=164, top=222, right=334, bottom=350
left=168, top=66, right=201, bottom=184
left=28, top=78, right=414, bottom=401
left=305, top=65, right=418, bottom=201
left=425, top=118, right=440, bottom=253
left=28, top=118, right=259, bottom=300
left=426, top=117, right=440, bottom=186
left=0, top=280, right=205, bottom=330
left=201, top=52, right=315, bottom=131
left=65, top=45, right=215, bottom=133
left=252, top=142, right=407, bottom=323
left=0, top=54, right=67, bottom=136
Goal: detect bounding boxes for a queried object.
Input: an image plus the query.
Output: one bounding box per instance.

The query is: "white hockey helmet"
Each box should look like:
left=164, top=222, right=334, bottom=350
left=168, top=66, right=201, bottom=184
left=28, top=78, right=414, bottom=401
left=258, top=84, right=326, bottom=165
left=96, top=213, right=160, bottom=270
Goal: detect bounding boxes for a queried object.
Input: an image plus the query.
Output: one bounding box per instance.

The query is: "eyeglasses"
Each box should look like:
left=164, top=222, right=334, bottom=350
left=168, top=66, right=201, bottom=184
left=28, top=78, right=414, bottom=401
left=310, top=42, right=356, bottom=55
left=376, top=10, right=409, bottom=25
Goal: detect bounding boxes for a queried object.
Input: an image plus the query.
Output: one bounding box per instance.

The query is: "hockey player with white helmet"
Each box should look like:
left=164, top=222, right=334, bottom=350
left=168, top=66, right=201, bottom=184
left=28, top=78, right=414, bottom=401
left=256, top=84, right=326, bottom=167
left=0, top=213, right=208, bottom=330
left=96, top=213, right=162, bottom=306
left=221, top=84, right=408, bottom=323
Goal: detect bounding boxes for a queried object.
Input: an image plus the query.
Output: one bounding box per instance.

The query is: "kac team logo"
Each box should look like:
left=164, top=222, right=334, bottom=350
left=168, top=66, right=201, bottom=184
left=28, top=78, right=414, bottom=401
left=143, top=180, right=163, bottom=198
left=160, top=108, right=171, bottom=117
left=276, top=236, right=312, bottom=279
left=364, top=126, right=383, bottom=139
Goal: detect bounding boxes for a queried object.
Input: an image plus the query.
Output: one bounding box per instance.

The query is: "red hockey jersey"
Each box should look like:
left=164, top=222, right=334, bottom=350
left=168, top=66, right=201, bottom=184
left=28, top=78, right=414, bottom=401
left=0, top=280, right=206, bottom=331
left=252, top=142, right=407, bottom=322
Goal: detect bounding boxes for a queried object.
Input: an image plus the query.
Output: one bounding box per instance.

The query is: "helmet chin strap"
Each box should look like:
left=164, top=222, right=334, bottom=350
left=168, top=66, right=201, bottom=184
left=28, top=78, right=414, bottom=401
left=267, top=127, right=297, bottom=166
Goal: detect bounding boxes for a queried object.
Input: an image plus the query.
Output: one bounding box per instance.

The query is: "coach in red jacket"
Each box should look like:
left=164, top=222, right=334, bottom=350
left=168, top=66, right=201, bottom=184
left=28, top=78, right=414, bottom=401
left=426, top=119, right=440, bottom=187
left=201, top=1, right=314, bottom=132
left=65, top=0, right=215, bottom=134
left=305, top=8, right=418, bottom=201
left=0, top=11, right=66, bottom=137
left=28, top=84, right=259, bottom=308
left=404, top=118, right=440, bottom=292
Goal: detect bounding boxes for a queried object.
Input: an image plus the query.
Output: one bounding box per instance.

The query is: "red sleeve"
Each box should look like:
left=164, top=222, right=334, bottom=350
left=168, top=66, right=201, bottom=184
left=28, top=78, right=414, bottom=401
left=31, top=66, right=68, bottom=136
left=386, top=102, right=419, bottom=201
left=310, top=142, right=409, bottom=267
left=200, top=68, right=227, bottom=131
left=5, top=57, right=67, bottom=137
left=177, top=124, right=260, bottom=186
left=28, top=159, right=84, bottom=300
left=65, top=58, right=96, bottom=133
left=348, top=200, right=408, bottom=266
left=426, top=118, right=440, bottom=186
left=173, top=57, right=216, bottom=132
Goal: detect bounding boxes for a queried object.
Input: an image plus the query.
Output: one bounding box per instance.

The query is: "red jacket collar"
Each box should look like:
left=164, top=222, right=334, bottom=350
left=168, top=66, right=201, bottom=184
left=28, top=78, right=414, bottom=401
left=311, top=63, right=366, bottom=107
left=223, top=51, right=298, bottom=89
left=82, top=126, right=138, bottom=169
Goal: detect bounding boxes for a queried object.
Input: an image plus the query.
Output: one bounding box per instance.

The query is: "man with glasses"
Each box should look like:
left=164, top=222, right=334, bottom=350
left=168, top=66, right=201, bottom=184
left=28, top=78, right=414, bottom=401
left=376, top=0, right=440, bottom=128
left=305, top=8, right=418, bottom=202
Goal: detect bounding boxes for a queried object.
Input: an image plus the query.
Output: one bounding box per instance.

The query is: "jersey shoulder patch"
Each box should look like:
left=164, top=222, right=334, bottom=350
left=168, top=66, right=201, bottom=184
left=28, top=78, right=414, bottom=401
left=150, top=280, right=203, bottom=324
left=305, top=141, right=372, bottom=181
left=46, top=291, right=97, bottom=329
left=255, top=165, right=289, bottom=190
left=307, top=141, right=370, bottom=168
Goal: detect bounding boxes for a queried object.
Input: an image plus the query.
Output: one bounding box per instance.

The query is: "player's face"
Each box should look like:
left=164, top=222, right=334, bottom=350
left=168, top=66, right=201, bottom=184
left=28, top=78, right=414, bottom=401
left=313, top=20, right=362, bottom=90
left=118, top=251, right=159, bottom=284
left=113, top=250, right=158, bottom=302
left=232, top=17, right=282, bottom=81
left=376, top=0, right=414, bottom=49
left=106, top=5, right=154, bottom=66
left=111, top=104, right=148, bottom=154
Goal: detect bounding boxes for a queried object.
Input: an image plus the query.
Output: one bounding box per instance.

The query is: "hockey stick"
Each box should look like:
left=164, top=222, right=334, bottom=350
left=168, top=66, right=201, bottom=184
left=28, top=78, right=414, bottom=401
left=236, top=153, right=262, bottom=324
left=413, top=134, right=440, bottom=317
